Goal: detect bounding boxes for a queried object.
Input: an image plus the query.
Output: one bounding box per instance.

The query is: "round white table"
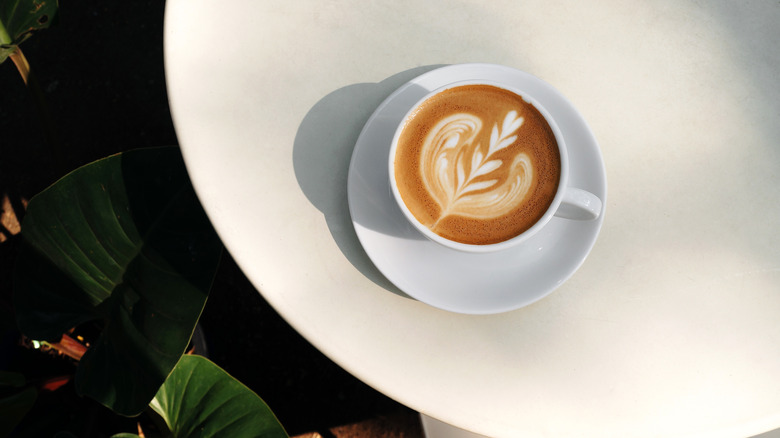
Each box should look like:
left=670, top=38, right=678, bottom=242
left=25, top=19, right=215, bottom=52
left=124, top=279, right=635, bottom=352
left=163, top=1, right=780, bottom=437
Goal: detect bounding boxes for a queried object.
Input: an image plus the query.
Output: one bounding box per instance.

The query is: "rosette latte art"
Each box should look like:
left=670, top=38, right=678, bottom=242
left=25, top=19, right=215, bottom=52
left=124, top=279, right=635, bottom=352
left=394, top=84, right=561, bottom=245
left=421, top=110, right=532, bottom=228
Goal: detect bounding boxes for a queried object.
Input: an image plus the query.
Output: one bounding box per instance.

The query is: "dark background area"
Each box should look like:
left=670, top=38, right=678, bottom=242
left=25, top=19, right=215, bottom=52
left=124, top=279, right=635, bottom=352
left=1, top=1, right=416, bottom=436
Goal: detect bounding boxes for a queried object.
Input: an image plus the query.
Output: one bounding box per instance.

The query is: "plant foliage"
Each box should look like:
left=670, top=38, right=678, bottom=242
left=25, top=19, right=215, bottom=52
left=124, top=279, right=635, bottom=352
left=13, top=147, right=223, bottom=416
left=149, top=355, right=288, bottom=438
left=0, top=371, right=37, bottom=436
left=0, top=0, right=58, bottom=63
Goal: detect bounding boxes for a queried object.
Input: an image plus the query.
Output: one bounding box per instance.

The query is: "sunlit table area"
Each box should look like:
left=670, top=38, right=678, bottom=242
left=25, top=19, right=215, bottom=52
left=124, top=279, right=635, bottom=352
left=164, top=1, right=780, bottom=436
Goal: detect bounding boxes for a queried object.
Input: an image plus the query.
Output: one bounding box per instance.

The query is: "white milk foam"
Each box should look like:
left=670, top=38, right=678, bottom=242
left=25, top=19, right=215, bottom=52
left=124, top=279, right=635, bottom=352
left=394, top=84, right=560, bottom=245
left=420, top=111, right=532, bottom=229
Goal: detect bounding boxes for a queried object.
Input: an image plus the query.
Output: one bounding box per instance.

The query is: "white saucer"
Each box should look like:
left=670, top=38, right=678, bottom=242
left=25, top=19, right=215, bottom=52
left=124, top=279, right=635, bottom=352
left=347, top=63, right=607, bottom=314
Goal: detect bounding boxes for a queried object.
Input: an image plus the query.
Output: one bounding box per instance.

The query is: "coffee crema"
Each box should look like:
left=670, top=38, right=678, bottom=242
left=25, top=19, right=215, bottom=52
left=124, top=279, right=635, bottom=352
left=394, top=84, right=561, bottom=245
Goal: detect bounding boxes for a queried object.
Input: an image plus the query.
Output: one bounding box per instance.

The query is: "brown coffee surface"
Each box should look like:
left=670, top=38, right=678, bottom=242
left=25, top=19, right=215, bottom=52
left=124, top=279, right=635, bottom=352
left=394, top=84, right=561, bottom=245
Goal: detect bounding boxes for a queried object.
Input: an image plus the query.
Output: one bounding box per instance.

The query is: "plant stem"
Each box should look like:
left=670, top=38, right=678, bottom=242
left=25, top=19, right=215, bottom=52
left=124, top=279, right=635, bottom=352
left=9, top=48, right=31, bottom=85
left=0, top=20, right=11, bottom=45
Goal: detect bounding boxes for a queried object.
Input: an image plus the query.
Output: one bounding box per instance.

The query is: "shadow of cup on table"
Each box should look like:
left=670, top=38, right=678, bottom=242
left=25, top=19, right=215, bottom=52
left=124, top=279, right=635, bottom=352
left=293, top=65, right=445, bottom=297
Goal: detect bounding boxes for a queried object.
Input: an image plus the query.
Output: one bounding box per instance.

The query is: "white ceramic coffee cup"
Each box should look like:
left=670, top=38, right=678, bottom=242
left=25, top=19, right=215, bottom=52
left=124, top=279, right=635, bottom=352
left=389, top=80, right=602, bottom=253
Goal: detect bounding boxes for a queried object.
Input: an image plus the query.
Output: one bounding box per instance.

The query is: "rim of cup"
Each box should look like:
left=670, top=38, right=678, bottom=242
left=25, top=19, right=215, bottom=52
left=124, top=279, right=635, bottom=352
left=388, top=79, right=570, bottom=253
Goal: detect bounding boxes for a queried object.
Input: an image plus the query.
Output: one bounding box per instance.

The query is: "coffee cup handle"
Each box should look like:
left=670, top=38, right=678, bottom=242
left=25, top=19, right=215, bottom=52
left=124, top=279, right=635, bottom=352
left=554, top=187, right=602, bottom=220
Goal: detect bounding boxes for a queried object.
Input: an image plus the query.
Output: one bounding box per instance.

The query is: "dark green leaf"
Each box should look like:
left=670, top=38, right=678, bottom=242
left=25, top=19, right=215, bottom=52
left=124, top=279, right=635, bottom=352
left=0, top=0, right=58, bottom=63
left=14, top=147, right=223, bottom=416
left=0, top=370, right=26, bottom=387
left=0, top=386, right=37, bottom=437
left=151, top=355, right=288, bottom=438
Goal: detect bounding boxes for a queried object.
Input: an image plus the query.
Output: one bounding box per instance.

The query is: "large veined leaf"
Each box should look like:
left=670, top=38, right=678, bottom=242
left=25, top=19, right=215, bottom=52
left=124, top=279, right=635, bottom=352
left=13, top=147, right=223, bottom=416
left=0, top=0, right=58, bottom=63
left=150, top=355, right=288, bottom=438
left=0, top=372, right=37, bottom=437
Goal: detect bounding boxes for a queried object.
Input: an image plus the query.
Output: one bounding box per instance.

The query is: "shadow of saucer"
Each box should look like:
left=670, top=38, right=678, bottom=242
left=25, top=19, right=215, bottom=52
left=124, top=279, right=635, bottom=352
left=292, top=65, right=444, bottom=297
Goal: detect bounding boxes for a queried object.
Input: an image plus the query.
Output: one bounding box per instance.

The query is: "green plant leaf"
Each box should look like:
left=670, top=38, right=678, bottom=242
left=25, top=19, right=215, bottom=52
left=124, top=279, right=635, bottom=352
left=0, top=370, right=26, bottom=387
left=14, top=147, right=223, bottom=416
left=0, top=385, right=37, bottom=437
left=0, top=0, right=58, bottom=63
left=150, top=355, right=288, bottom=438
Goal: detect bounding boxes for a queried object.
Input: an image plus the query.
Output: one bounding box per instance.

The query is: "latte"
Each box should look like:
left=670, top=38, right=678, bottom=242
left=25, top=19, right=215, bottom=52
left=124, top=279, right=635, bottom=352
left=393, top=84, right=561, bottom=245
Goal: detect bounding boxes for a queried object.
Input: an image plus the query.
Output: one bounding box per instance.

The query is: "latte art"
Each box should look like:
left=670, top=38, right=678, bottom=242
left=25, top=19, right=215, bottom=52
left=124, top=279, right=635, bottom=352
left=394, top=84, right=561, bottom=245
left=421, top=110, right=532, bottom=229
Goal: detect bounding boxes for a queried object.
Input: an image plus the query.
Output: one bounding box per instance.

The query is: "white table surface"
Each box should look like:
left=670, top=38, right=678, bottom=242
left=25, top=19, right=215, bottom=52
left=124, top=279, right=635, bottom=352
left=163, top=1, right=780, bottom=437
